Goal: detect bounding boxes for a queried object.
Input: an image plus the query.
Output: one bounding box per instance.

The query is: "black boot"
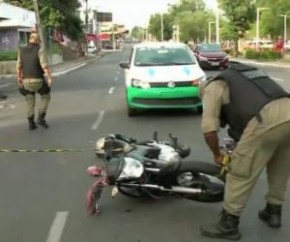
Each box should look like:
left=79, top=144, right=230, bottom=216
left=200, top=209, right=241, bottom=241
left=258, top=203, right=281, bottom=228
left=28, top=115, right=37, bottom=130
left=37, top=112, right=49, bottom=128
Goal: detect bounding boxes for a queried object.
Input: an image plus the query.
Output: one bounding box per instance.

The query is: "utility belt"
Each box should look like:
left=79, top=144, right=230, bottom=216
left=19, top=77, right=50, bottom=96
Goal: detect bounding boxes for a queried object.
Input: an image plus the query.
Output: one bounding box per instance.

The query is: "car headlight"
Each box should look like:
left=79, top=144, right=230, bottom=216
left=192, top=75, right=207, bottom=86
left=223, top=55, right=229, bottom=59
left=131, top=78, right=151, bottom=89
left=118, top=157, right=144, bottom=180
left=199, top=56, right=208, bottom=61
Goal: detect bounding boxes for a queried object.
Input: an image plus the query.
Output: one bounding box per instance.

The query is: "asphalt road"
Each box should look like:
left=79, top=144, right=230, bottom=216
left=0, top=46, right=290, bottom=242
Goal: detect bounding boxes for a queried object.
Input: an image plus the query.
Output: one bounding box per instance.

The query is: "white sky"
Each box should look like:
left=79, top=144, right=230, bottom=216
left=86, top=0, right=217, bottom=29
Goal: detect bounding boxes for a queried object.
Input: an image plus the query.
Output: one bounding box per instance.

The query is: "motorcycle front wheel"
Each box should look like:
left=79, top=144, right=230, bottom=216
left=173, top=161, right=225, bottom=203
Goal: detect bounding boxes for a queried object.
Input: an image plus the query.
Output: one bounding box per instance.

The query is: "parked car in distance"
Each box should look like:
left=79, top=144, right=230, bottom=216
left=193, top=43, right=229, bottom=69
left=119, top=42, right=206, bottom=117
left=87, top=45, right=97, bottom=54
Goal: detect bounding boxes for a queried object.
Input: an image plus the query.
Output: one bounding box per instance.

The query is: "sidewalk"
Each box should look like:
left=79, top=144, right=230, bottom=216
left=230, top=57, right=290, bottom=69
left=0, top=52, right=106, bottom=97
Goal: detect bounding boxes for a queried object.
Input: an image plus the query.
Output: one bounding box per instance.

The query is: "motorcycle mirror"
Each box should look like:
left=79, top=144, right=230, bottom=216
left=169, top=133, right=178, bottom=148
left=153, top=131, right=158, bottom=141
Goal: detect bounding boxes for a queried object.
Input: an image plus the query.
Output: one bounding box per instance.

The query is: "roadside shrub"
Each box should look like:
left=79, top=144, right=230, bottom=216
left=244, top=49, right=258, bottom=59
left=244, top=48, right=282, bottom=60
left=49, top=41, right=63, bottom=55
left=0, top=50, right=18, bottom=61
left=224, top=49, right=231, bottom=54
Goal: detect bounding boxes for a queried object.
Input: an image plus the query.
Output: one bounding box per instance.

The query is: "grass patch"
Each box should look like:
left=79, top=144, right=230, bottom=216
left=0, top=50, right=18, bottom=61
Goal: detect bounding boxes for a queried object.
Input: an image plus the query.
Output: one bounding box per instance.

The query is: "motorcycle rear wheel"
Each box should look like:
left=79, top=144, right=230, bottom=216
left=174, top=161, right=225, bottom=203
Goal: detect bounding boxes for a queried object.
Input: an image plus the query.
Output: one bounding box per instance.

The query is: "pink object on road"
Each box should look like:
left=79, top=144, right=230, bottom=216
left=87, top=166, right=103, bottom=176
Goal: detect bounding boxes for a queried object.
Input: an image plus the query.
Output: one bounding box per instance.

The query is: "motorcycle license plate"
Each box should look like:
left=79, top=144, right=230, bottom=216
left=111, top=186, right=119, bottom=197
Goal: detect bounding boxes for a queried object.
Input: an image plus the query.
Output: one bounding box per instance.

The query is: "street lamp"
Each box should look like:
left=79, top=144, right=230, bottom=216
left=216, top=8, right=220, bottom=43
left=256, top=7, right=269, bottom=50
left=208, top=21, right=216, bottom=43
left=279, top=14, right=288, bottom=50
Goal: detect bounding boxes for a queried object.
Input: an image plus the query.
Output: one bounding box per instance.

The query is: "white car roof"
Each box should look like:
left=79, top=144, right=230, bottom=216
left=133, top=42, right=188, bottom=49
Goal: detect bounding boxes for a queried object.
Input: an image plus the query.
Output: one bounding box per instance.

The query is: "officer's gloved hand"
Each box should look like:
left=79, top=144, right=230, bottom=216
left=219, top=151, right=231, bottom=176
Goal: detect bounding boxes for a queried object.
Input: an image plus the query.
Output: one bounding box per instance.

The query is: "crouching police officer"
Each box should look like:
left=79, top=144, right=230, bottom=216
left=199, top=62, right=290, bottom=240
left=16, top=33, right=53, bottom=130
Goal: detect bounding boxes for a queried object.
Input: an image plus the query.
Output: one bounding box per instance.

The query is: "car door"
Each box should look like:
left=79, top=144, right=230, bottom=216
left=124, top=47, right=134, bottom=86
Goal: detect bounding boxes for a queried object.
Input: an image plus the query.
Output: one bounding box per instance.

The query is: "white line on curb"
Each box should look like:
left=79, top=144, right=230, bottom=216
left=52, top=63, right=87, bottom=77
left=108, top=87, right=115, bottom=94
left=272, top=77, right=284, bottom=82
left=46, top=211, right=69, bottom=242
left=91, top=110, right=105, bottom=130
left=230, top=59, right=290, bottom=69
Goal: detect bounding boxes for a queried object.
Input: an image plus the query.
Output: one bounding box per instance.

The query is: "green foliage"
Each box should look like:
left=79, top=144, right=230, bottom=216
left=219, top=0, right=256, bottom=40
left=148, top=0, right=214, bottom=42
left=256, top=0, right=290, bottom=39
left=148, top=13, right=173, bottom=41
left=0, top=50, right=18, bottom=61
left=49, top=41, right=63, bottom=55
left=131, top=26, right=146, bottom=40
left=244, top=49, right=282, bottom=59
left=5, top=0, right=83, bottom=41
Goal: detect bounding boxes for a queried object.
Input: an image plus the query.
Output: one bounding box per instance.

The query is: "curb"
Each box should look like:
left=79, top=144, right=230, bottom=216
left=0, top=55, right=102, bottom=79
left=0, top=56, right=101, bottom=96
left=230, top=59, right=290, bottom=69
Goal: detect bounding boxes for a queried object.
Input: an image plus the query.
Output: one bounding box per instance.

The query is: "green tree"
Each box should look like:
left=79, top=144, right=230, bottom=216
left=148, top=0, right=213, bottom=42
left=5, top=0, right=84, bottom=41
left=219, top=0, right=256, bottom=55
left=131, top=26, right=145, bottom=40
left=255, top=0, right=290, bottom=40
left=148, top=13, right=173, bottom=41
left=176, top=11, right=212, bottom=43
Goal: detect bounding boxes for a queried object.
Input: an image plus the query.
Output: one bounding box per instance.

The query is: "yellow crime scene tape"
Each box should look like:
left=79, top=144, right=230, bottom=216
left=0, top=148, right=87, bottom=153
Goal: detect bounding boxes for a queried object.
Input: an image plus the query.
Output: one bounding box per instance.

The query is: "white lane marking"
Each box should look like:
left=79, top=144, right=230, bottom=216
left=272, top=77, right=284, bottom=82
left=108, top=87, right=115, bottom=94
left=52, top=63, right=87, bottom=77
left=46, top=211, right=69, bottom=242
left=114, top=76, right=118, bottom=82
left=91, top=110, right=105, bottom=130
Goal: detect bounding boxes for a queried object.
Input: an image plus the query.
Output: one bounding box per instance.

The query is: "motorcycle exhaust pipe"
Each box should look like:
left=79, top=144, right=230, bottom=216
left=121, top=183, right=202, bottom=194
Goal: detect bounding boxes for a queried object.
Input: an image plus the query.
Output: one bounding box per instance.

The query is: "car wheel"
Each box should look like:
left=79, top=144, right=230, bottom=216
left=127, top=106, right=138, bottom=117
left=197, top=106, right=203, bottom=114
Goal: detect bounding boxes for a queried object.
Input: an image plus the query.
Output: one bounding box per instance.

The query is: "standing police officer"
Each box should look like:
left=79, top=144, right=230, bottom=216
left=199, top=62, right=290, bottom=240
left=16, top=33, right=53, bottom=130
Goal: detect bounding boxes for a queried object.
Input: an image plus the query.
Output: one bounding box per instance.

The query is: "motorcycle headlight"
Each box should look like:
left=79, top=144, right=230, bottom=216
left=118, top=157, right=144, bottom=180
left=131, top=79, right=151, bottom=89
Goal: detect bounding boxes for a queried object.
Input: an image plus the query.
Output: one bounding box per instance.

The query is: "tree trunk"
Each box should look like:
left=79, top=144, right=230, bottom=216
left=233, top=38, right=239, bottom=57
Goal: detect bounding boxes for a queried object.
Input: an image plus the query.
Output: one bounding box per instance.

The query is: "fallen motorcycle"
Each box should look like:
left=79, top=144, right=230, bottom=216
left=85, top=132, right=233, bottom=216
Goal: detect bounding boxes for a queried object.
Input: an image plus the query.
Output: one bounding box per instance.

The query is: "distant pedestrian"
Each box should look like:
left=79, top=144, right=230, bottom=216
left=16, top=33, right=53, bottom=130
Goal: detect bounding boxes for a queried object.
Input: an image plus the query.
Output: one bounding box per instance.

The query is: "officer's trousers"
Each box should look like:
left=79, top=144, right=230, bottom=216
left=223, top=121, right=290, bottom=216
left=23, top=80, right=51, bottom=118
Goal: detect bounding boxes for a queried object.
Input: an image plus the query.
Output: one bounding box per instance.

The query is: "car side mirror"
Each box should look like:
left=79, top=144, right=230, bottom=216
left=119, top=62, right=130, bottom=69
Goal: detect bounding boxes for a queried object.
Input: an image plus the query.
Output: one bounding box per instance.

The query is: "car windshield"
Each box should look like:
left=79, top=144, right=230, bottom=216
left=199, top=44, right=222, bottom=52
left=134, top=46, right=196, bottom=66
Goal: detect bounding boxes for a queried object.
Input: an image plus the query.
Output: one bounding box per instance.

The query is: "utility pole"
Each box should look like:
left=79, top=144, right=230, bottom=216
left=279, top=14, right=287, bottom=51
left=33, top=0, right=46, bottom=49
left=160, top=13, right=164, bottom=41
left=85, top=0, right=88, bottom=55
